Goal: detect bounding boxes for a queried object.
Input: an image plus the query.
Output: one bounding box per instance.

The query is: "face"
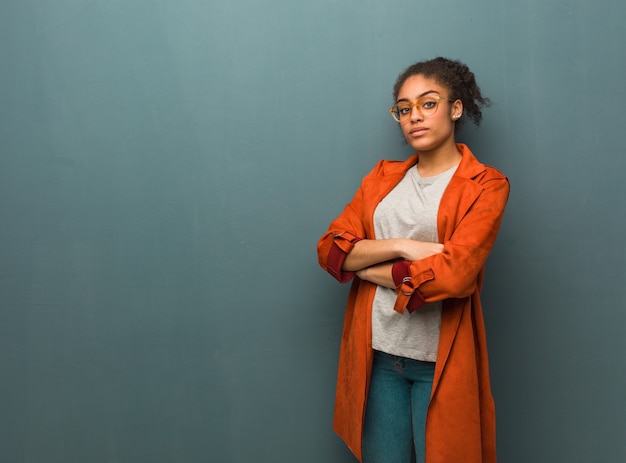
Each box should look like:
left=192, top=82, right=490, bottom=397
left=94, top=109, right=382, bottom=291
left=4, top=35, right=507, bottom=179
left=394, top=74, right=463, bottom=155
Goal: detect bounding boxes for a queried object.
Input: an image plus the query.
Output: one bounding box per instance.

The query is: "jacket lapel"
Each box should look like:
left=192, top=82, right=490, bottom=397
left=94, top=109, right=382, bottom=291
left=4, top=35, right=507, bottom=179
left=432, top=145, right=486, bottom=394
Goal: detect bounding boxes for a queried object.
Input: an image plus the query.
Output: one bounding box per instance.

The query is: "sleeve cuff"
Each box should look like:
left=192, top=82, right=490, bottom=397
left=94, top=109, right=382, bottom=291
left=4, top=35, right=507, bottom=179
left=392, top=261, right=427, bottom=313
left=326, top=234, right=363, bottom=283
left=392, top=260, right=411, bottom=286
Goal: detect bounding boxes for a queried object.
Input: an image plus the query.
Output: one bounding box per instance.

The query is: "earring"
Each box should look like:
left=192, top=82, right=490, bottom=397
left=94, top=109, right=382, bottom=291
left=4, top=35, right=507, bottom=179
left=453, top=115, right=460, bottom=120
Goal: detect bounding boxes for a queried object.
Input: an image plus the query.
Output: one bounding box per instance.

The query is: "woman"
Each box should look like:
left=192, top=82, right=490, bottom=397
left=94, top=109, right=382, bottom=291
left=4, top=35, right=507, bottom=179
left=317, top=57, right=509, bottom=463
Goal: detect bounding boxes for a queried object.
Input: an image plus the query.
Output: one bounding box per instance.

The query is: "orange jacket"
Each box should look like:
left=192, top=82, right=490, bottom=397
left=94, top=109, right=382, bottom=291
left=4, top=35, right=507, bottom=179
left=317, top=144, right=509, bottom=463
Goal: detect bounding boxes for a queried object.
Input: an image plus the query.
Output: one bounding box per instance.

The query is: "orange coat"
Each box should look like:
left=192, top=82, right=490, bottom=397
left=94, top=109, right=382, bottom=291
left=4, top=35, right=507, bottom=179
left=317, top=144, right=509, bottom=463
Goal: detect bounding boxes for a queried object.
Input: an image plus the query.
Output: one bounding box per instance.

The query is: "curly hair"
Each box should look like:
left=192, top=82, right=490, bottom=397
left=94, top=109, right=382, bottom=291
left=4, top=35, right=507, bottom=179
left=392, top=57, right=490, bottom=128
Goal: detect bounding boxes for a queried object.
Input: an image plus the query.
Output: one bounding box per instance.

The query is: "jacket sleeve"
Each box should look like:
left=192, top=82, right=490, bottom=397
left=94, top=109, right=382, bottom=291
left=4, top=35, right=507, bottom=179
left=392, top=175, right=510, bottom=313
left=317, top=164, right=383, bottom=283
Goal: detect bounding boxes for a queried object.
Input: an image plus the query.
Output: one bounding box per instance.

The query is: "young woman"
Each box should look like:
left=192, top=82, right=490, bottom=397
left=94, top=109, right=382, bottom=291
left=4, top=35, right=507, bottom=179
left=317, top=57, right=509, bottom=463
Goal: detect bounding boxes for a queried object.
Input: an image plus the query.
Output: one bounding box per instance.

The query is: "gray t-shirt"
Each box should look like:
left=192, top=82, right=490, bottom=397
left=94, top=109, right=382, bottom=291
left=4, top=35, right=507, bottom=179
left=371, top=164, right=457, bottom=362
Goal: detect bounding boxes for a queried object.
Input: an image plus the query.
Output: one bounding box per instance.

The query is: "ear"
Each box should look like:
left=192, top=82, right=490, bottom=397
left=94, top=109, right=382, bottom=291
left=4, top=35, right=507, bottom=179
left=451, top=99, right=463, bottom=120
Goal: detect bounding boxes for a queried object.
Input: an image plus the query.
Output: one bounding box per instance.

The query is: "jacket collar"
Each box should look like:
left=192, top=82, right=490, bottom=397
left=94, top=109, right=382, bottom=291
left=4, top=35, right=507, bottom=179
left=385, top=143, right=486, bottom=180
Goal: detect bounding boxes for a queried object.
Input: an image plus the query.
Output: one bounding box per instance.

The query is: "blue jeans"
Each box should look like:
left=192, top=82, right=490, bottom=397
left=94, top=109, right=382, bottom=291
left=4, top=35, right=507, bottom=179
left=362, top=351, right=435, bottom=463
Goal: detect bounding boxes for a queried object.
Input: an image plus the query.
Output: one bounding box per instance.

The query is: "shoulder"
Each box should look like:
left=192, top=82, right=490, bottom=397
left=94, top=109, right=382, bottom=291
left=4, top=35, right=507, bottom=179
left=456, top=144, right=508, bottom=187
left=363, top=155, right=418, bottom=181
left=478, top=165, right=508, bottom=184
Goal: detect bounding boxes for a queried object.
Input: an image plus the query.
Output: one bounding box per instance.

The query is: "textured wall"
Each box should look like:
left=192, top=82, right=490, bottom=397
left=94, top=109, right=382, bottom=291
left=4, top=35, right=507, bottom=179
left=1, top=1, right=624, bottom=461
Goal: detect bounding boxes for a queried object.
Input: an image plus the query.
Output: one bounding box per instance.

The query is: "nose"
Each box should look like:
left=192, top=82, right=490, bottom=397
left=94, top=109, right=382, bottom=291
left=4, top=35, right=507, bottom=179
left=410, top=104, right=423, bottom=122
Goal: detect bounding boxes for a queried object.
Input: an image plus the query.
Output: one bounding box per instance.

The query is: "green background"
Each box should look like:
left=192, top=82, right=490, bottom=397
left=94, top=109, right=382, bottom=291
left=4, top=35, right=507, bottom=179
left=1, top=1, right=624, bottom=461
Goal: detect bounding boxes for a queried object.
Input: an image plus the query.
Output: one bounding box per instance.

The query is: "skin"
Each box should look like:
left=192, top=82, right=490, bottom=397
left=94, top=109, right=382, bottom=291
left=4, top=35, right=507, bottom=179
left=342, top=75, right=464, bottom=288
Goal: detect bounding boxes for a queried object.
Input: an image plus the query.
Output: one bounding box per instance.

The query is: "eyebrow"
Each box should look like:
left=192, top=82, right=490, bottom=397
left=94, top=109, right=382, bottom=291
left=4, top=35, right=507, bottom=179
left=396, top=90, right=440, bottom=103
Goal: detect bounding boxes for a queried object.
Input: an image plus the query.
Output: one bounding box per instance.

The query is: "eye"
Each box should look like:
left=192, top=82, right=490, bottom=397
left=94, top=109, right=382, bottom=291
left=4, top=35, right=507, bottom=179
left=396, top=105, right=411, bottom=115
left=421, top=99, right=438, bottom=110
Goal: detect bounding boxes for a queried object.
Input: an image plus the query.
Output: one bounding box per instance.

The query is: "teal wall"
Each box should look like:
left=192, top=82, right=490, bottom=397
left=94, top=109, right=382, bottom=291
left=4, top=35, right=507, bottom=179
left=1, top=1, right=625, bottom=462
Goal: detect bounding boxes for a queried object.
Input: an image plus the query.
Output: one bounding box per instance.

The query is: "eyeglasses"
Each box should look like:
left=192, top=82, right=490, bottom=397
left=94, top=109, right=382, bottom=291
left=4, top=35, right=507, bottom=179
left=389, top=94, right=456, bottom=123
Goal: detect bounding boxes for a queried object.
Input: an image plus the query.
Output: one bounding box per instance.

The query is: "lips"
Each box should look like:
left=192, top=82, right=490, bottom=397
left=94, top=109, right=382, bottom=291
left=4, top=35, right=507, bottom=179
left=409, top=127, right=428, bottom=137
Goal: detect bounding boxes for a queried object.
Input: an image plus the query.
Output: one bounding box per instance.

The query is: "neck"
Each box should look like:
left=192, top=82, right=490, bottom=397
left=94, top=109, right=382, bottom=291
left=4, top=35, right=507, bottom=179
left=416, top=142, right=462, bottom=177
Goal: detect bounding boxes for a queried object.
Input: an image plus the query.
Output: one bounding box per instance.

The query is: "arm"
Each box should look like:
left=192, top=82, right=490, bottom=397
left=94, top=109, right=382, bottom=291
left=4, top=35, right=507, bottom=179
left=342, top=238, right=444, bottom=272
left=356, top=262, right=395, bottom=288
left=318, top=160, right=444, bottom=284
left=392, top=176, right=510, bottom=313
left=348, top=239, right=445, bottom=290
left=317, top=157, right=444, bottom=284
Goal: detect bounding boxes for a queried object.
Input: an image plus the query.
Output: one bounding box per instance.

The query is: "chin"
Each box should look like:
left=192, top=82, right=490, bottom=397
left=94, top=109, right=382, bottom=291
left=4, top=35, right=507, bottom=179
left=408, top=141, right=437, bottom=153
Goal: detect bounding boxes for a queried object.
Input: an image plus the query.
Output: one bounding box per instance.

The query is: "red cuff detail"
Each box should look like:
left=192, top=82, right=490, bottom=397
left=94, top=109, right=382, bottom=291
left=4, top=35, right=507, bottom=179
left=405, top=290, right=427, bottom=313
left=327, top=242, right=356, bottom=283
left=392, top=260, right=411, bottom=287
left=392, top=261, right=427, bottom=313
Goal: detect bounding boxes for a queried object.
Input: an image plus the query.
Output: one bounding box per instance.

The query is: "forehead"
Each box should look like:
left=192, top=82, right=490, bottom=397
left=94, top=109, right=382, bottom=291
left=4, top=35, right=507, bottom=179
left=397, top=75, right=447, bottom=100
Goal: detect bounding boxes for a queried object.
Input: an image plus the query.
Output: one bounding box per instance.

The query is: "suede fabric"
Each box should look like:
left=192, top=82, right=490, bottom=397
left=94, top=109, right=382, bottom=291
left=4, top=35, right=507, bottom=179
left=317, top=144, right=509, bottom=463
